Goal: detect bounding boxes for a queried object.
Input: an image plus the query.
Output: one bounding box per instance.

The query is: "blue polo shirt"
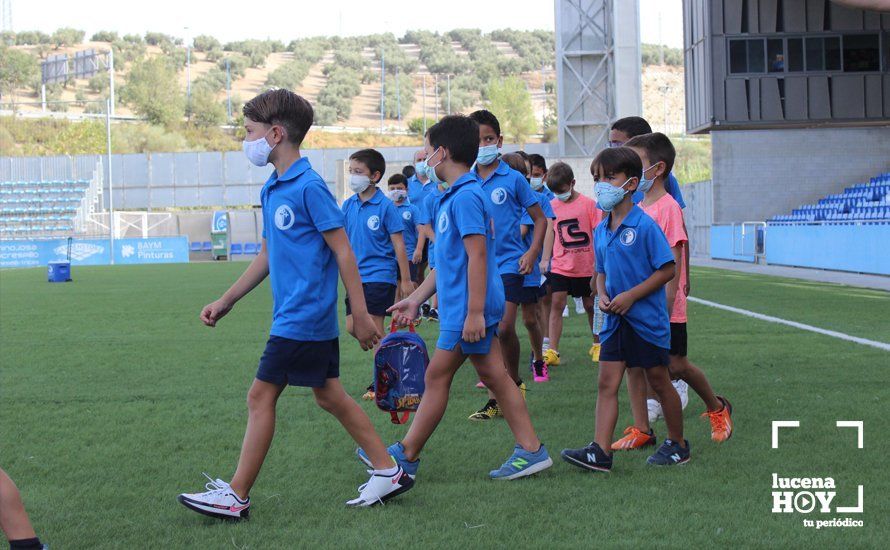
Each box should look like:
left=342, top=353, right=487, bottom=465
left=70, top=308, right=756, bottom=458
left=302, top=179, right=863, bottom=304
left=260, top=157, right=343, bottom=341
left=432, top=171, right=504, bottom=332
left=418, top=186, right=443, bottom=269
left=632, top=172, right=685, bottom=208
left=342, top=187, right=403, bottom=285
left=394, top=201, right=421, bottom=257
left=594, top=205, right=675, bottom=349
left=407, top=175, right=432, bottom=206
left=475, top=159, right=540, bottom=275
left=520, top=188, right=556, bottom=288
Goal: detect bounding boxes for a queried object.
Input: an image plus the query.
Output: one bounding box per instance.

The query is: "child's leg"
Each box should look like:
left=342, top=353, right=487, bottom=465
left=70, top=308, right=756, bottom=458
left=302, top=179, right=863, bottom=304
left=312, top=378, right=395, bottom=470
left=548, top=291, right=568, bottom=351
left=540, top=289, right=552, bottom=340
left=521, top=302, right=544, bottom=361
left=401, top=349, right=466, bottom=460
left=645, top=366, right=685, bottom=445
left=229, top=379, right=286, bottom=499
left=496, top=302, right=522, bottom=384
left=0, top=468, right=38, bottom=541
left=594, top=361, right=626, bottom=451
left=625, top=368, right=651, bottom=432
left=473, top=338, right=540, bottom=451
left=670, top=355, right=722, bottom=411
left=581, top=294, right=599, bottom=344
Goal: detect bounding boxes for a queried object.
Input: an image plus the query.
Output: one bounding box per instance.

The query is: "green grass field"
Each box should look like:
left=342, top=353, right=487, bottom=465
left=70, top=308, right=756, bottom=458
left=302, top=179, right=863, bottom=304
left=1, top=263, right=888, bottom=548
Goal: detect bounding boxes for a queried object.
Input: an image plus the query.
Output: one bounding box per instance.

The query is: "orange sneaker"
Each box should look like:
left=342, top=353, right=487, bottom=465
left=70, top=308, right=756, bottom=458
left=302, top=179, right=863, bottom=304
left=610, top=426, right=656, bottom=451
left=702, top=395, right=733, bottom=442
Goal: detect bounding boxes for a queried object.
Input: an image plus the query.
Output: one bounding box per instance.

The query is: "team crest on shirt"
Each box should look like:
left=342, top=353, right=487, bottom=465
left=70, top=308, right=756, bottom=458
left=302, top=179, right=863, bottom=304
left=402, top=210, right=412, bottom=221
left=437, top=211, right=449, bottom=233
left=490, top=187, right=507, bottom=205
left=620, top=228, right=637, bottom=246
left=367, top=215, right=381, bottom=231
left=274, top=205, right=295, bottom=230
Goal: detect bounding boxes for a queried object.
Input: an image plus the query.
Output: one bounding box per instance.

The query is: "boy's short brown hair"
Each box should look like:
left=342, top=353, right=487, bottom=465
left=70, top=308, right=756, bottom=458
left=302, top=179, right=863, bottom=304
left=624, top=132, right=676, bottom=175
left=501, top=152, right=528, bottom=177
left=349, top=149, right=386, bottom=183
left=547, top=161, right=574, bottom=188
left=243, top=89, right=313, bottom=146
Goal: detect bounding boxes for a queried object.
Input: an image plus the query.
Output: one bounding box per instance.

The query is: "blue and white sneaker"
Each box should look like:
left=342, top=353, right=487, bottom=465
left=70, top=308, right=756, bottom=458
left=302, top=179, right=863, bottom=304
left=646, top=439, right=691, bottom=466
left=489, top=444, right=553, bottom=480
left=356, top=442, right=420, bottom=479
left=560, top=441, right=613, bottom=472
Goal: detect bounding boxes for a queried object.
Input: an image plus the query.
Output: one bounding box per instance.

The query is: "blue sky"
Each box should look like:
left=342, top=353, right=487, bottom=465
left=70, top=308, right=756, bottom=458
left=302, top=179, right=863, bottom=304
left=11, top=0, right=683, bottom=48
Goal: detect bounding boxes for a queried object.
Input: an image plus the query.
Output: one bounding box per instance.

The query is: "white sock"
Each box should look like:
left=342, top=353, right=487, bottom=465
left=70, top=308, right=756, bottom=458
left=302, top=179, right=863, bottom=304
left=373, top=466, right=399, bottom=476
left=543, top=337, right=550, bottom=344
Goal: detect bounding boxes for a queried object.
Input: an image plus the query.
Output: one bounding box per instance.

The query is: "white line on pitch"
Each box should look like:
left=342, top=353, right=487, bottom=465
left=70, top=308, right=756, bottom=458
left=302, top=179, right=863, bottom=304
left=688, top=296, right=890, bottom=352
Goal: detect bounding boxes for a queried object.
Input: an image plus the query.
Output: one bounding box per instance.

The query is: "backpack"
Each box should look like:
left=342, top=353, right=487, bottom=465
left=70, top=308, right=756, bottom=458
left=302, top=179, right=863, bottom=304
left=374, top=322, right=429, bottom=424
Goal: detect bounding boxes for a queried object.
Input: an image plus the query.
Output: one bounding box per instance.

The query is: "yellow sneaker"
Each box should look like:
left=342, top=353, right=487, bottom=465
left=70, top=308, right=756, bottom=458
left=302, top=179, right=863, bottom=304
left=542, top=348, right=560, bottom=366
left=518, top=380, right=527, bottom=401
left=361, top=385, right=375, bottom=401
left=468, top=399, right=501, bottom=421
left=588, top=342, right=601, bottom=363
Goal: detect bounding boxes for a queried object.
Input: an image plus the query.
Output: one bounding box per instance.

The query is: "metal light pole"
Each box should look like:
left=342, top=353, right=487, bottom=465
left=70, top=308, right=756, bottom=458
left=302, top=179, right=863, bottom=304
left=380, top=49, right=385, bottom=134
left=108, top=47, right=115, bottom=118
left=106, top=97, right=115, bottom=263
left=396, top=66, right=401, bottom=129
left=225, top=58, right=232, bottom=122
left=184, top=27, right=191, bottom=121
left=422, top=75, right=427, bottom=135
left=446, top=74, right=451, bottom=114
left=434, top=74, right=439, bottom=120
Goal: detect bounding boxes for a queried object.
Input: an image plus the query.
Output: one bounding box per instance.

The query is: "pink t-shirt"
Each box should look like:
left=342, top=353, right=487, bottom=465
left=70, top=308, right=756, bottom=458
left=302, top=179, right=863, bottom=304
left=549, top=193, right=603, bottom=278
left=640, top=193, right=688, bottom=323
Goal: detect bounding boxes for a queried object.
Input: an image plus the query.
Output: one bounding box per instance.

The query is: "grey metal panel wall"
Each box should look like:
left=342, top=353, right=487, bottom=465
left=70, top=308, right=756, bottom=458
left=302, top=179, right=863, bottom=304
left=711, top=127, right=890, bottom=224
left=681, top=179, right=713, bottom=257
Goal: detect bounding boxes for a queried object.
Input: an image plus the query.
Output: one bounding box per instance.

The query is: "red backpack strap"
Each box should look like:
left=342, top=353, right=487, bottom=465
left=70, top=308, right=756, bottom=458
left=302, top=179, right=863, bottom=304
left=389, top=320, right=417, bottom=333
left=390, top=411, right=410, bottom=424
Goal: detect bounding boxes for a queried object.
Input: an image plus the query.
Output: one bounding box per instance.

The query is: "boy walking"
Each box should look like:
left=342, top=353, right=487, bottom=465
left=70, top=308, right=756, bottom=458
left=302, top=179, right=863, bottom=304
left=386, top=173, right=423, bottom=285
left=177, top=90, right=412, bottom=516
left=358, top=115, right=552, bottom=480
left=561, top=147, right=689, bottom=472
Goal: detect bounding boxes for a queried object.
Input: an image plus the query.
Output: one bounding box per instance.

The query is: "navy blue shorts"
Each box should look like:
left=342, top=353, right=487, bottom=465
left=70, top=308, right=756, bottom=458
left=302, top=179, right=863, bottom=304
left=345, top=282, right=396, bottom=317
left=257, top=336, right=339, bottom=388
left=409, top=262, right=419, bottom=283
left=600, top=318, right=669, bottom=369
left=502, top=273, right=539, bottom=304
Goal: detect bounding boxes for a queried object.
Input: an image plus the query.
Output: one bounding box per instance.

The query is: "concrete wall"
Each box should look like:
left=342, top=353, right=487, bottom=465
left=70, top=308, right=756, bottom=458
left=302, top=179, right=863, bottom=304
left=711, top=126, right=890, bottom=224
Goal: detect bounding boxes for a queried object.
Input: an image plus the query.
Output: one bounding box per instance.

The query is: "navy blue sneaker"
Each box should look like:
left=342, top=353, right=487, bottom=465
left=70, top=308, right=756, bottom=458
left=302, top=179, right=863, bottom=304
left=489, top=444, right=553, bottom=480
left=560, top=441, right=613, bottom=472
left=356, top=442, right=420, bottom=479
left=646, top=439, right=690, bottom=466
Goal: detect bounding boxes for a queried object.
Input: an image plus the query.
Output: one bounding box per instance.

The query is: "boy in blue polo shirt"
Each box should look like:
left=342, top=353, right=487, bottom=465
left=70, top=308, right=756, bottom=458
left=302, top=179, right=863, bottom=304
left=357, top=114, right=552, bottom=481
left=386, top=173, right=422, bottom=285
left=177, top=90, right=412, bottom=516
left=561, top=146, right=689, bottom=472
left=466, top=110, right=547, bottom=421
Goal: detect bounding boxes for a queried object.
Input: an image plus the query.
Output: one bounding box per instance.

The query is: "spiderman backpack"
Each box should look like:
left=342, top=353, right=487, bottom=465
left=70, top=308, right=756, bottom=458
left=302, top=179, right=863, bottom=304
left=374, top=322, right=429, bottom=424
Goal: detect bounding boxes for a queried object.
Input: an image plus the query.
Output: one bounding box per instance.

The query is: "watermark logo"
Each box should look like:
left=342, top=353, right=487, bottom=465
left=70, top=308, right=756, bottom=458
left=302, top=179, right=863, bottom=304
left=55, top=242, right=104, bottom=261
left=771, top=420, right=864, bottom=529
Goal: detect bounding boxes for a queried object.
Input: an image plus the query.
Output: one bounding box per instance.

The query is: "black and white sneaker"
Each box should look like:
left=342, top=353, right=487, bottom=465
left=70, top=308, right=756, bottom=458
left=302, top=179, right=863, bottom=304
left=560, top=441, right=613, bottom=472
left=421, top=303, right=431, bottom=319
left=646, top=438, right=690, bottom=466
left=177, top=474, right=250, bottom=520
left=427, top=308, right=439, bottom=322
left=346, top=467, right=414, bottom=507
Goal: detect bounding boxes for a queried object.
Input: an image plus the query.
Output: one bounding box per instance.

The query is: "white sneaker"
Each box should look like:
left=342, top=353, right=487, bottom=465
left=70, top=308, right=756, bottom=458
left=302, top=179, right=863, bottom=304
left=346, top=467, right=414, bottom=507
left=647, top=399, right=663, bottom=423
left=177, top=474, right=250, bottom=520
left=542, top=339, right=550, bottom=353
left=562, top=305, right=570, bottom=317
left=574, top=297, right=585, bottom=314
left=673, top=379, right=689, bottom=410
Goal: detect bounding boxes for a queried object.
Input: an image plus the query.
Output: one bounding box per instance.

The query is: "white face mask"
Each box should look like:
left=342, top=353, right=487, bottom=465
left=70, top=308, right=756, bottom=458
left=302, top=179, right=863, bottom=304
left=529, top=176, right=544, bottom=191
left=349, top=174, right=372, bottom=193
left=242, top=128, right=276, bottom=167
left=387, top=189, right=407, bottom=202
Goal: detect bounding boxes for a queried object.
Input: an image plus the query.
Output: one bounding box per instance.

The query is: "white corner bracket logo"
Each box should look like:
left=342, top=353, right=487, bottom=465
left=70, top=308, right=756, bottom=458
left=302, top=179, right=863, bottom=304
left=619, top=228, right=636, bottom=246
left=490, top=187, right=507, bottom=205
left=367, top=215, right=381, bottom=231
left=437, top=212, right=449, bottom=234
left=770, top=420, right=864, bottom=529
left=274, top=205, right=295, bottom=230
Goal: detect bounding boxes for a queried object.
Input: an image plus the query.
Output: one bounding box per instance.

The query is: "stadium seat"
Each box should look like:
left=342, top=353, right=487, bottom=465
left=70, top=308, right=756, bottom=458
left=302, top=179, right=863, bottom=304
left=189, top=242, right=202, bottom=252
left=231, top=243, right=243, bottom=255
left=202, top=241, right=212, bottom=251
left=244, top=243, right=257, bottom=255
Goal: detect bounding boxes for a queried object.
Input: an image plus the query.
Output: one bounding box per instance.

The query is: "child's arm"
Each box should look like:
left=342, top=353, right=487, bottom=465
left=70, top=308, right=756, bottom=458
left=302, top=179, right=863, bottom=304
left=540, top=220, right=554, bottom=273
left=200, top=240, right=269, bottom=327
left=390, top=232, right=414, bottom=298
left=595, top=272, right=610, bottom=312
left=388, top=270, right=437, bottom=326
left=462, top=234, right=488, bottom=343
left=666, top=245, right=682, bottom=317
left=682, top=219, right=691, bottom=296
left=412, top=224, right=425, bottom=264
left=322, top=228, right=381, bottom=351
left=607, top=262, right=676, bottom=316
left=519, top=204, right=546, bottom=275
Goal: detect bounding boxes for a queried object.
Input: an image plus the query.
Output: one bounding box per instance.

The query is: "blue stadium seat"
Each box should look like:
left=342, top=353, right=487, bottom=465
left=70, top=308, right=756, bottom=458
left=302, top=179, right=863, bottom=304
left=231, top=243, right=243, bottom=255
left=244, top=243, right=257, bottom=255
left=190, top=241, right=202, bottom=252
left=202, top=241, right=212, bottom=251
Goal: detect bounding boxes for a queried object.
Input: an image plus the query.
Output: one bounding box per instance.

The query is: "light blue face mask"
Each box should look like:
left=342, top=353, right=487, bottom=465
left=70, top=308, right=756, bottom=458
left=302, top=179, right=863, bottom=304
left=637, top=163, right=660, bottom=194
left=594, top=178, right=633, bottom=212
left=415, top=160, right=428, bottom=178
left=426, top=147, right=447, bottom=188
left=476, top=144, right=500, bottom=166
left=554, top=189, right=572, bottom=202
left=529, top=176, right=545, bottom=191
